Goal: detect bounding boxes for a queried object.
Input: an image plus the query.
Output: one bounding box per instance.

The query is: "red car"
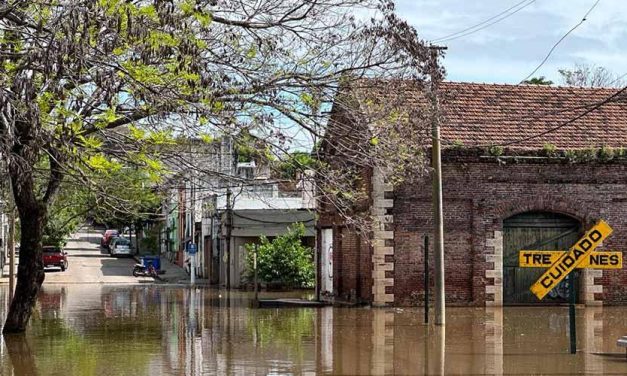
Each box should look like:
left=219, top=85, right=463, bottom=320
left=43, top=246, right=68, bottom=271
left=101, top=229, right=119, bottom=250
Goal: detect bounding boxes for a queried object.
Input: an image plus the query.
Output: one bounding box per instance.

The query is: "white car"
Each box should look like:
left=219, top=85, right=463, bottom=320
left=109, top=237, right=133, bottom=257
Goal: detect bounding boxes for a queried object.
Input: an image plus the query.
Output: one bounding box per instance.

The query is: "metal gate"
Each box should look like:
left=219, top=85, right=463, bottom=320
left=503, top=212, right=581, bottom=305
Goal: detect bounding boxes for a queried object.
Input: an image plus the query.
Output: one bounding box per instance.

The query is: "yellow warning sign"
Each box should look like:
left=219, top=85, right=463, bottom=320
left=519, top=250, right=622, bottom=269
left=530, top=220, right=613, bottom=300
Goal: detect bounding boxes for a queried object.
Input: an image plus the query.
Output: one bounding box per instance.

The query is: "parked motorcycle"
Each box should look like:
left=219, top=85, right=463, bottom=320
left=132, top=263, right=163, bottom=279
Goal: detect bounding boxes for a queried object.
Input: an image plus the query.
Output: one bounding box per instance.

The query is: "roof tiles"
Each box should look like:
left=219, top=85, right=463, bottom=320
left=438, top=82, right=627, bottom=149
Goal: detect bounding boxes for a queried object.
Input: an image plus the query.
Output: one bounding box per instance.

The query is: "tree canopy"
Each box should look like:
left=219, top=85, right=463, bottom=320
left=1, top=0, right=435, bottom=332
left=523, top=76, right=553, bottom=85
left=558, top=63, right=624, bottom=88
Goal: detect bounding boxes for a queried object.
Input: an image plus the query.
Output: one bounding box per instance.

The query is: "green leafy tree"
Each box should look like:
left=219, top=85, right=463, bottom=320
left=1, top=0, right=432, bottom=332
left=277, top=152, right=317, bottom=179
left=523, top=76, right=553, bottom=85
left=42, top=191, right=83, bottom=248
left=245, top=223, right=314, bottom=288
left=41, top=168, right=160, bottom=247
left=87, top=168, right=162, bottom=229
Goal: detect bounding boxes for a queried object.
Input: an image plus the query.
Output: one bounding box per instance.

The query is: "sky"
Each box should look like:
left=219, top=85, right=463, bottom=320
left=396, top=0, right=627, bottom=85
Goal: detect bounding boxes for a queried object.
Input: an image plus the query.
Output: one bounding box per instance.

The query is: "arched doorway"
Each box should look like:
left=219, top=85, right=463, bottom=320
left=503, top=211, right=581, bottom=305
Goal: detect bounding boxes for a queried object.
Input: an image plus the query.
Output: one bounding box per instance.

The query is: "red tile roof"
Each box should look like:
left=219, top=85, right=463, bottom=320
left=439, top=82, right=627, bottom=149
left=340, top=80, right=627, bottom=150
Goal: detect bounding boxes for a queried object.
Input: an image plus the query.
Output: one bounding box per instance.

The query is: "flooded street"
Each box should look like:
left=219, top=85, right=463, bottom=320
left=1, top=285, right=627, bottom=375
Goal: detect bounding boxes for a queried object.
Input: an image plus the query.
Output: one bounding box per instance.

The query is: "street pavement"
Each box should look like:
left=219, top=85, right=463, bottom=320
left=1, top=226, right=191, bottom=285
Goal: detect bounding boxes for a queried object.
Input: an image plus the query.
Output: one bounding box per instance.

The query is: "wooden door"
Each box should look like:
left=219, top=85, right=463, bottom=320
left=320, top=228, right=334, bottom=296
left=503, top=212, right=581, bottom=305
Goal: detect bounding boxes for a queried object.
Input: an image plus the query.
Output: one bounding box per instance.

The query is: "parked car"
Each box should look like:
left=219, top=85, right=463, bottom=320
left=43, top=246, right=68, bottom=271
left=109, top=237, right=133, bottom=257
left=101, top=229, right=119, bottom=250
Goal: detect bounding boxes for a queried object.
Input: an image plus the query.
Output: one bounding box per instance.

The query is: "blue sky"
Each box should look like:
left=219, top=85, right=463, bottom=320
left=396, top=0, right=627, bottom=84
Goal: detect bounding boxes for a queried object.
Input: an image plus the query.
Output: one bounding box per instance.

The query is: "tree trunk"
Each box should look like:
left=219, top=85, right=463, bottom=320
left=2, top=181, right=46, bottom=334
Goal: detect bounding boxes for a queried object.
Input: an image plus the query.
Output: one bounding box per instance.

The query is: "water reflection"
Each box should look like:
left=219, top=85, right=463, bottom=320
left=1, top=285, right=627, bottom=375
left=4, top=335, right=38, bottom=376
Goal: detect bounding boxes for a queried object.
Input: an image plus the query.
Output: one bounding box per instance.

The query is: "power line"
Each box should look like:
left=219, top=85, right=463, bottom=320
left=440, top=88, right=620, bottom=147
left=233, top=211, right=314, bottom=225
left=520, top=0, right=601, bottom=83
left=473, top=0, right=607, bottom=147
left=491, top=84, right=627, bottom=147
left=432, top=0, right=535, bottom=43
left=606, top=72, right=627, bottom=87
left=446, top=0, right=605, bottom=145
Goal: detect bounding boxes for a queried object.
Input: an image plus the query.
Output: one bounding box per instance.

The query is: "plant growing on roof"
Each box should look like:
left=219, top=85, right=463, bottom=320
left=542, top=142, right=557, bottom=157
left=598, top=145, right=615, bottom=162
left=487, top=145, right=504, bottom=157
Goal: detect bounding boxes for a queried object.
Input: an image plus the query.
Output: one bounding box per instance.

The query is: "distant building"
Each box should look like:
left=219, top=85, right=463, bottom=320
left=320, top=82, right=627, bottom=306
left=160, top=136, right=315, bottom=287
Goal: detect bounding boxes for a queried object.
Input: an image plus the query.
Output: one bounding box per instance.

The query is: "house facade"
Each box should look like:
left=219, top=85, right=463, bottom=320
left=319, top=82, right=627, bottom=307
left=202, top=179, right=315, bottom=288
left=160, top=136, right=315, bottom=286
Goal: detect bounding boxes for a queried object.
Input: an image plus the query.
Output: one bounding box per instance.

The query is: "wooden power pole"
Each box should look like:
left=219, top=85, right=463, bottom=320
left=225, top=188, right=232, bottom=289
left=8, top=208, right=15, bottom=301
left=429, top=45, right=447, bottom=326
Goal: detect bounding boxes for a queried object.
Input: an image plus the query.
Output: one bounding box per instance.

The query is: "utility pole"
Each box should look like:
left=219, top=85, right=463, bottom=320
left=253, top=243, right=259, bottom=307
left=8, top=208, right=15, bottom=301
left=190, top=178, right=196, bottom=286
left=428, top=45, right=447, bottom=326
left=225, top=188, right=232, bottom=289
left=424, top=235, right=429, bottom=324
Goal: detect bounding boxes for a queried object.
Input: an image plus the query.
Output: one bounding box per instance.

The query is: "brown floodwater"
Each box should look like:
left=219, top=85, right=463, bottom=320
left=1, top=285, right=627, bottom=375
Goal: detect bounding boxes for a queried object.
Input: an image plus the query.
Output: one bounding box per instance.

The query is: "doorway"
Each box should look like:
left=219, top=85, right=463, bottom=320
left=503, top=211, right=581, bottom=304
left=320, top=228, right=334, bottom=296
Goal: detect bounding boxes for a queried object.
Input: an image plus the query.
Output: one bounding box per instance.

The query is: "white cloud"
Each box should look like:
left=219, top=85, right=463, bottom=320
left=394, top=0, right=627, bottom=83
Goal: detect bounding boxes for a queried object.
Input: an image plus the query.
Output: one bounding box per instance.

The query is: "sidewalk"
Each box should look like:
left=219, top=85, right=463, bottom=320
left=0, top=251, right=18, bottom=282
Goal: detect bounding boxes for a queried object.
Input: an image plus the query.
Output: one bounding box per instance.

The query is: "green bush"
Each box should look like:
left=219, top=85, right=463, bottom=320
left=245, top=223, right=314, bottom=288
left=487, top=145, right=504, bottom=156
left=278, top=152, right=317, bottom=179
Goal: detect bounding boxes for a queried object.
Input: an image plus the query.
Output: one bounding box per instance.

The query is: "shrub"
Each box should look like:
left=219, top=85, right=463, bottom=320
left=542, top=143, right=557, bottom=157
left=245, top=223, right=314, bottom=288
left=599, top=145, right=615, bottom=162
left=487, top=145, right=504, bottom=156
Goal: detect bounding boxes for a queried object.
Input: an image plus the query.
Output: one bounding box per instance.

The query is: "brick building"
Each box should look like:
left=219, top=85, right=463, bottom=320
left=318, top=82, right=627, bottom=307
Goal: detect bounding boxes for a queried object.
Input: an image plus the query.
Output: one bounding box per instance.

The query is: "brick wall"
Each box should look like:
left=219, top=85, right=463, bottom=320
left=317, top=168, right=373, bottom=304
left=393, top=157, right=627, bottom=306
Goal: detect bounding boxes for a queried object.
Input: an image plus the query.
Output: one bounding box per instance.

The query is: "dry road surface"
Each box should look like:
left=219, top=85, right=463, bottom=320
left=42, top=227, right=152, bottom=284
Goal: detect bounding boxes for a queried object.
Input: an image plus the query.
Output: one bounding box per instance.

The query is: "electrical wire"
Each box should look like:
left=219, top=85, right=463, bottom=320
left=480, top=0, right=610, bottom=147
left=433, top=0, right=535, bottom=43
left=520, top=0, right=601, bottom=83
left=492, top=84, right=627, bottom=147
left=606, top=72, right=627, bottom=87
left=439, top=0, right=606, bottom=148
left=233, top=211, right=314, bottom=224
